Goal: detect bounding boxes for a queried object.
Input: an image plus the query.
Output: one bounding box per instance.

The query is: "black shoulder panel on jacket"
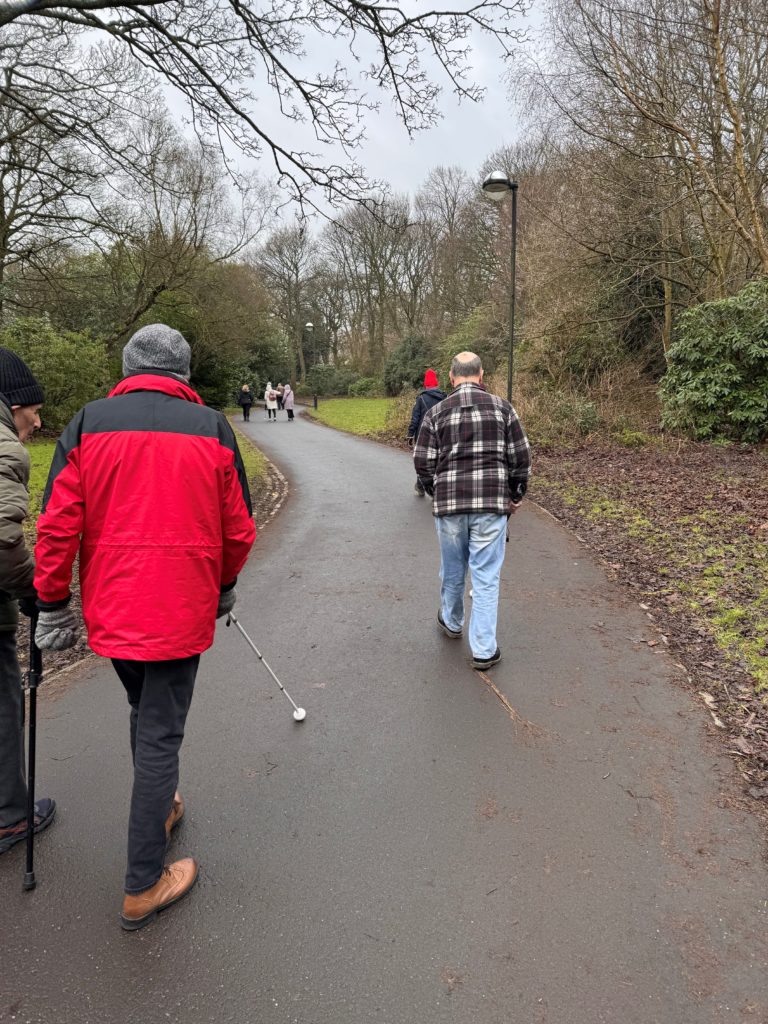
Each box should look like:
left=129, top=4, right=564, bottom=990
left=82, top=392, right=221, bottom=438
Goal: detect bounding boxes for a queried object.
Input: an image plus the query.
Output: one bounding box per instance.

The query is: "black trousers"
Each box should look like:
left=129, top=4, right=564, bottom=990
left=0, top=630, right=26, bottom=828
left=112, top=655, right=199, bottom=893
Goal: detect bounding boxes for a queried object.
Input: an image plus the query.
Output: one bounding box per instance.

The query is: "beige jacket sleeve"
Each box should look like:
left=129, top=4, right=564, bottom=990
left=0, top=428, right=35, bottom=597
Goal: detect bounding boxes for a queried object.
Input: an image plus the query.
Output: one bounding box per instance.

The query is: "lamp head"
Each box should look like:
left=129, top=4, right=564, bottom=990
left=482, top=171, right=516, bottom=201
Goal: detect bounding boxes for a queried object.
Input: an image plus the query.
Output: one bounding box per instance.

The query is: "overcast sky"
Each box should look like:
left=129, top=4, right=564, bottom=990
left=352, top=32, right=523, bottom=197
left=163, top=3, right=540, bottom=209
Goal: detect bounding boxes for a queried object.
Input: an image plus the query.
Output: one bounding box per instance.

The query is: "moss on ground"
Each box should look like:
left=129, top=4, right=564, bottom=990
left=536, top=472, right=768, bottom=695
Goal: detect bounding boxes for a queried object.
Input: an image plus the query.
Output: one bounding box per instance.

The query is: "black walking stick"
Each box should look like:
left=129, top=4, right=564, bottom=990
left=23, top=611, right=42, bottom=891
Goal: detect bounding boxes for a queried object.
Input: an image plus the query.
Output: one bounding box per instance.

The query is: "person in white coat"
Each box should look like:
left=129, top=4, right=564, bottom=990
left=264, top=382, right=278, bottom=421
left=282, top=383, right=295, bottom=421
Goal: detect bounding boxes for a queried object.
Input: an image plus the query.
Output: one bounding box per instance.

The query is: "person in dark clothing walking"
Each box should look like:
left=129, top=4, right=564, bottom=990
left=237, top=384, right=253, bottom=421
left=0, top=349, right=56, bottom=855
left=407, top=369, right=446, bottom=497
left=33, top=325, right=256, bottom=929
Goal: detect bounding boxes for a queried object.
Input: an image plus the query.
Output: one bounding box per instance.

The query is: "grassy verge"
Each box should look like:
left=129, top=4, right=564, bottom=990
left=306, top=398, right=394, bottom=436
left=229, top=419, right=268, bottom=487
left=27, top=438, right=56, bottom=526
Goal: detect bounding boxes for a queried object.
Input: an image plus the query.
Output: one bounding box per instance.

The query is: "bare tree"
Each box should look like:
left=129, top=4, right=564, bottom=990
left=504, top=0, right=768, bottom=373
left=258, top=220, right=318, bottom=381
left=0, top=0, right=529, bottom=206
left=0, top=21, right=146, bottom=312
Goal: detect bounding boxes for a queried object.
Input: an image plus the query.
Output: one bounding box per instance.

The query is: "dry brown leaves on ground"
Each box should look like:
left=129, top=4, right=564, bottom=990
left=533, top=438, right=768, bottom=794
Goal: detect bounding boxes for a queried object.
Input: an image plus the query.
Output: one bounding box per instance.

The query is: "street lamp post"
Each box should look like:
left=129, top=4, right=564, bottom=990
left=303, top=322, right=316, bottom=407
left=482, top=171, right=518, bottom=405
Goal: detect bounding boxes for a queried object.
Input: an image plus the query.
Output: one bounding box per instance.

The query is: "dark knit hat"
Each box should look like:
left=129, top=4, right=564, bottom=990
left=424, top=369, right=439, bottom=388
left=122, top=324, right=191, bottom=379
left=0, top=347, right=44, bottom=407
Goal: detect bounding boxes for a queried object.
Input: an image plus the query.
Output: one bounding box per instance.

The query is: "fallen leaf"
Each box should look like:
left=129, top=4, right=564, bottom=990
left=732, top=736, right=754, bottom=755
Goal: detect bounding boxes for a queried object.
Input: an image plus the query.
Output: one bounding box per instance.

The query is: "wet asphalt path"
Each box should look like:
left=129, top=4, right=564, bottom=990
left=3, top=410, right=768, bottom=1024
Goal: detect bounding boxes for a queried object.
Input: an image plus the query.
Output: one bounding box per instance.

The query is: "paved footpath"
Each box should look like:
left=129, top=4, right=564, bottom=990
left=3, top=411, right=768, bottom=1024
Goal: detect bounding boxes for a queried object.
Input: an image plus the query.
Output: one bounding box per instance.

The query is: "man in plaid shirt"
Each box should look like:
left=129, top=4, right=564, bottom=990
left=413, top=351, right=531, bottom=670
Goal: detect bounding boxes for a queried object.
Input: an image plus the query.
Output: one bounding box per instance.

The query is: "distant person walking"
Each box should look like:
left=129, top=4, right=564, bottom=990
left=0, top=349, right=56, bottom=855
left=33, top=324, right=256, bottom=929
left=407, top=369, right=446, bottom=497
left=282, top=383, right=295, bottom=421
left=264, top=382, right=278, bottom=421
left=414, top=351, right=531, bottom=671
left=237, top=384, right=253, bottom=422
left=276, top=384, right=285, bottom=411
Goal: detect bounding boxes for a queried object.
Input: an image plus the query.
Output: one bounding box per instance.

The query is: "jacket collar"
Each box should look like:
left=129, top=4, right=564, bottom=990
left=108, top=373, right=205, bottom=405
left=0, top=395, right=18, bottom=436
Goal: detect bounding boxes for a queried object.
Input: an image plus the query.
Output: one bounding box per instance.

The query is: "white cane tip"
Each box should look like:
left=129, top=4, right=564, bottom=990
left=293, top=708, right=307, bottom=722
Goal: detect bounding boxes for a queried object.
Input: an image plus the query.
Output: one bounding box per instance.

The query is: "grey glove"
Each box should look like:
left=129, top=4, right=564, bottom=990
left=216, top=587, right=236, bottom=619
left=35, top=605, right=79, bottom=651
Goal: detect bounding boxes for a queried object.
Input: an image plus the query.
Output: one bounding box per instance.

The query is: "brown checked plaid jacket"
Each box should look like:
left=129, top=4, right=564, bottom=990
left=413, top=382, right=531, bottom=517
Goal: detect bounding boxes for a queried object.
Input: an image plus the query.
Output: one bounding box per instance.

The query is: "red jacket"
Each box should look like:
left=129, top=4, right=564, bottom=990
left=34, top=374, right=256, bottom=660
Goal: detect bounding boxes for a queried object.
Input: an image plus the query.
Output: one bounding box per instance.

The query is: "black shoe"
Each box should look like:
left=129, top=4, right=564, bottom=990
left=472, top=648, right=501, bottom=671
left=0, top=798, right=56, bottom=855
left=437, top=611, right=462, bottom=639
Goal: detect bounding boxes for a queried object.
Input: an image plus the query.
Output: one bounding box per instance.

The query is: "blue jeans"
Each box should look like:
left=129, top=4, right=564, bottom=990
left=435, top=513, right=507, bottom=660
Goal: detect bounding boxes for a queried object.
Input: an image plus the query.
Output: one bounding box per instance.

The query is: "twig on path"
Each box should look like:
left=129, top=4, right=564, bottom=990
left=474, top=672, right=549, bottom=741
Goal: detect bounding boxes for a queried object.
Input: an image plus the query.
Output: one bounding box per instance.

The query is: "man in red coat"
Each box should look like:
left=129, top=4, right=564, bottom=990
left=33, top=324, right=256, bottom=930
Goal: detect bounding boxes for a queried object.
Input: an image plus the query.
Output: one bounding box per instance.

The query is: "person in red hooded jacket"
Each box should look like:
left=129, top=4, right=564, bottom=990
left=407, top=369, right=446, bottom=496
left=33, top=324, right=255, bottom=930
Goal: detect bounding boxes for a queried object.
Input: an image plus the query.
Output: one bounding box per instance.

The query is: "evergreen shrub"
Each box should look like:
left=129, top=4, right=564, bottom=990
left=348, top=376, right=383, bottom=397
left=383, top=335, right=433, bottom=395
left=305, top=365, right=359, bottom=396
left=660, top=280, right=768, bottom=442
left=0, top=316, right=110, bottom=432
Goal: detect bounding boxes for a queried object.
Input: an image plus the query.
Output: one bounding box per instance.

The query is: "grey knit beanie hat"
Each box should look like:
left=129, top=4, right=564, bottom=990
left=122, top=324, right=191, bottom=379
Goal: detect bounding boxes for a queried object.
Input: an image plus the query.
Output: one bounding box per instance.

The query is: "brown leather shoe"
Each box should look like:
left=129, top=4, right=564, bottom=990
left=120, top=857, right=199, bottom=931
left=165, top=791, right=184, bottom=838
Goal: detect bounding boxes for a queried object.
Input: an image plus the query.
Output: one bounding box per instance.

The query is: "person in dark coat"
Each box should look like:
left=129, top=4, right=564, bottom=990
left=407, top=369, right=446, bottom=496
left=0, top=349, right=56, bottom=855
left=33, top=324, right=256, bottom=930
left=237, top=384, right=253, bottom=421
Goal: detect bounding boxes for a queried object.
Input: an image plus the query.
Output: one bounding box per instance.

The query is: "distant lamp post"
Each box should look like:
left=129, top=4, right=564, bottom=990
left=482, top=171, right=518, bottom=404
left=303, top=322, right=316, bottom=408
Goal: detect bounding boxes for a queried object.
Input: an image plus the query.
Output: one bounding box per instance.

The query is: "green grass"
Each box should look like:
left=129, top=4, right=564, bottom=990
left=306, top=398, right=393, bottom=436
left=229, top=420, right=268, bottom=486
left=27, top=439, right=56, bottom=525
